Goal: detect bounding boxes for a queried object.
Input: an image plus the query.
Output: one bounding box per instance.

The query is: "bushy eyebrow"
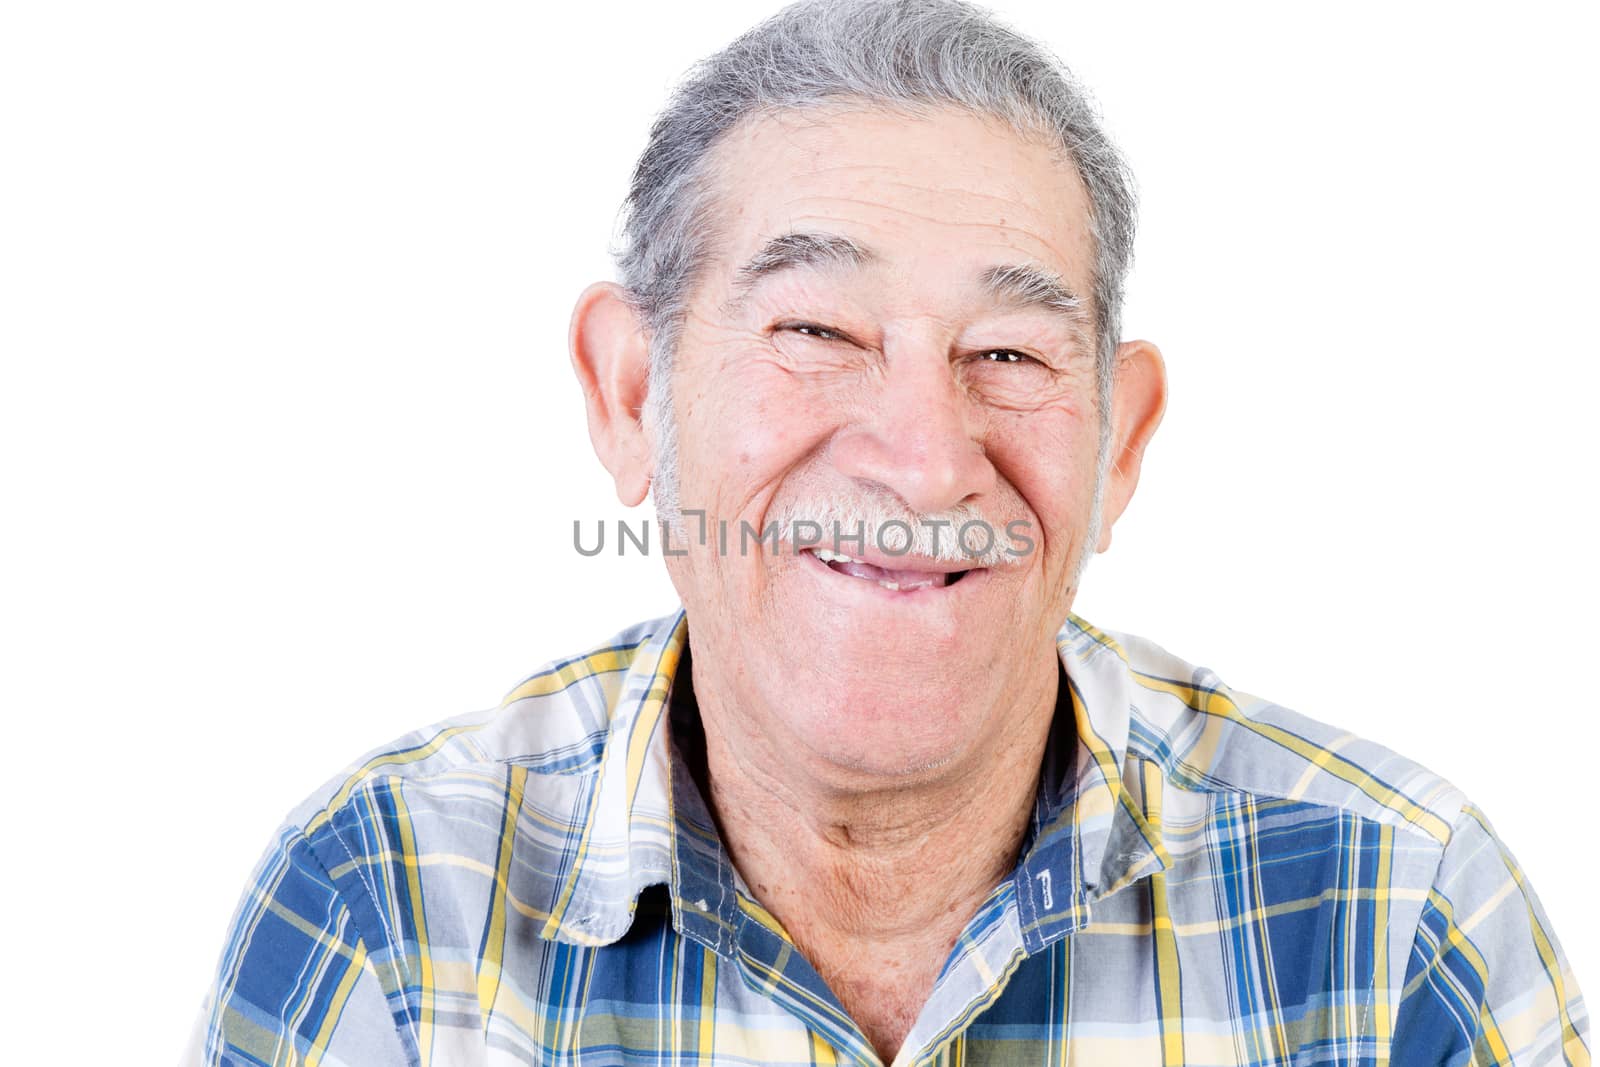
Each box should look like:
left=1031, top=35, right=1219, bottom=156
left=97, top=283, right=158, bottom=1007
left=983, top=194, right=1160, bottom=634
left=978, top=263, right=1084, bottom=318
left=722, top=231, right=876, bottom=315
left=720, top=229, right=1092, bottom=344
left=976, top=262, right=1092, bottom=347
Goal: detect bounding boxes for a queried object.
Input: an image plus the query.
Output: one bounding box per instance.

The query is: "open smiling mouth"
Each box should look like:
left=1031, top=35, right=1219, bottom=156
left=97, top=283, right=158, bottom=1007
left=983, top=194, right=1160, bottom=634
left=803, top=547, right=975, bottom=591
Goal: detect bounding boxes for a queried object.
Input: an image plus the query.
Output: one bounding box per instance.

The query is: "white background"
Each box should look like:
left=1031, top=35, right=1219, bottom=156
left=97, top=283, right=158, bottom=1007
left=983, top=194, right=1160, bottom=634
left=2, top=1, right=1595, bottom=1060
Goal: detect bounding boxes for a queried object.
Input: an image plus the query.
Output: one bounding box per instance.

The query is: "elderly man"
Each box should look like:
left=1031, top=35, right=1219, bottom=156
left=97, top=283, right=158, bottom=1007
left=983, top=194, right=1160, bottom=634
left=190, top=1, right=1588, bottom=1064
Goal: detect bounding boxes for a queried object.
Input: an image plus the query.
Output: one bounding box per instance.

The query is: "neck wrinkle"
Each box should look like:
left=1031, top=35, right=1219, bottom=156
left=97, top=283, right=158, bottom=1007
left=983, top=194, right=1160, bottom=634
left=670, top=634, right=1060, bottom=946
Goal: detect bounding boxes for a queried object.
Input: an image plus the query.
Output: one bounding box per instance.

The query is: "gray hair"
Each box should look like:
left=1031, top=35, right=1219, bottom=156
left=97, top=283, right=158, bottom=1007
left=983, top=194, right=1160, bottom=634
left=611, top=0, right=1137, bottom=522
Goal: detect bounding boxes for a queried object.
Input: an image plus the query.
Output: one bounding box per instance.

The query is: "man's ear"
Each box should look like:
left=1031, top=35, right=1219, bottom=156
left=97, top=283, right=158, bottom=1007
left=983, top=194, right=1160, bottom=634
left=569, top=281, right=654, bottom=507
left=1096, top=339, right=1167, bottom=553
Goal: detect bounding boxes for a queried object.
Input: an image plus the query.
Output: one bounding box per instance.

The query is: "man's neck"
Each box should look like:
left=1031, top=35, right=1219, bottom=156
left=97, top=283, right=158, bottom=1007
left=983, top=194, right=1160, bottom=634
left=674, top=644, right=1063, bottom=1063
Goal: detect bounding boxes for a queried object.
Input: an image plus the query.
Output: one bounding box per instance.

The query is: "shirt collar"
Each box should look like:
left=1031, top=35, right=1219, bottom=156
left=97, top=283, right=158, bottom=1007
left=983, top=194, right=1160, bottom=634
left=1011, top=614, right=1172, bottom=951
left=537, top=607, right=1170, bottom=953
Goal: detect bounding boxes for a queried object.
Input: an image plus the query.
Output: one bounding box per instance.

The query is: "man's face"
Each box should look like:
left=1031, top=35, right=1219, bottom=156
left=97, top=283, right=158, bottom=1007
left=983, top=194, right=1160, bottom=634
left=654, top=103, right=1141, bottom=777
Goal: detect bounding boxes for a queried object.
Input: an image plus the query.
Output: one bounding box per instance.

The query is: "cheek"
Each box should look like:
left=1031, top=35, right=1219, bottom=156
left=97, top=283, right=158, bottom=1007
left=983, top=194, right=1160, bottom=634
left=984, top=408, right=1102, bottom=540
left=675, top=362, right=841, bottom=514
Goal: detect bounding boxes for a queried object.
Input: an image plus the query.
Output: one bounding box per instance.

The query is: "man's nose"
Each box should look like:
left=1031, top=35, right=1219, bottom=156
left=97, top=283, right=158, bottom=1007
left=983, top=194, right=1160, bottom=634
left=827, top=349, right=996, bottom=514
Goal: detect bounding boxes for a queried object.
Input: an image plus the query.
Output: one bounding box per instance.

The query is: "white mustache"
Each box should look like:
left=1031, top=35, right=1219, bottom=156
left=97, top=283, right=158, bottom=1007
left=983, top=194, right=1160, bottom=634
left=765, top=495, right=1025, bottom=567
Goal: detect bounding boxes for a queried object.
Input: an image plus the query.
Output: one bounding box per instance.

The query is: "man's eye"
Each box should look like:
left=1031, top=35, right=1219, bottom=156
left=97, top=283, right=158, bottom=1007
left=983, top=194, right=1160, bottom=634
left=784, top=322, right=843, bottom=341
left=977, top=349, right=1037, bottom=365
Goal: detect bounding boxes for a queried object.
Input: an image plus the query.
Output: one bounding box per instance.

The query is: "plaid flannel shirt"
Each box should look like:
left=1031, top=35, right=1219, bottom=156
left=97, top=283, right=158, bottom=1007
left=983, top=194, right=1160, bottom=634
left=187, top=609, right=1589, bottom=1065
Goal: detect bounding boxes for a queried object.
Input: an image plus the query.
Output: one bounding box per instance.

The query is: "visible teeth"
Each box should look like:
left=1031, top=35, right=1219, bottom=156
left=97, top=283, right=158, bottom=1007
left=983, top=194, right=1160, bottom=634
left=893, top=579, right=936, bottom=591
left=878, top=580, right=900, bottom=591
left=814, top=549, right=859, bottom=563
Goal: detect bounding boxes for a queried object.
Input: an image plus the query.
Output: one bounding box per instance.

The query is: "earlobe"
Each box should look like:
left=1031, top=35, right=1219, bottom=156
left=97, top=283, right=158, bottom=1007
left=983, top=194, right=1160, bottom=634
left=569, top=281, right=656, bottom=507
left=1096, top=339, right=1168, bottom=553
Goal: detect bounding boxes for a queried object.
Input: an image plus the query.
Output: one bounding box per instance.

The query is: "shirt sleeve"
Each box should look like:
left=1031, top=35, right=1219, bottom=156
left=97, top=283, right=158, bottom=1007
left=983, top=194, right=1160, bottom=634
left=186, top=824, right=414, bottom=1067
left=1389, top=801, right=1590, bottom=1066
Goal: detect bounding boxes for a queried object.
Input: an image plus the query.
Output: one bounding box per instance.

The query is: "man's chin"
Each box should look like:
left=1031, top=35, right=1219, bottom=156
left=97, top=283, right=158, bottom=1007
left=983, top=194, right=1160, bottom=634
left=761, top=669, right=986, bottom=779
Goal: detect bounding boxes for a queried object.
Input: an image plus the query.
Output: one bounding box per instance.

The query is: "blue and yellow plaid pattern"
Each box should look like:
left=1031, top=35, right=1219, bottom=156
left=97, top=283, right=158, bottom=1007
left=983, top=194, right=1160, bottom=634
left=189, top=609, right=1589, bottom=1065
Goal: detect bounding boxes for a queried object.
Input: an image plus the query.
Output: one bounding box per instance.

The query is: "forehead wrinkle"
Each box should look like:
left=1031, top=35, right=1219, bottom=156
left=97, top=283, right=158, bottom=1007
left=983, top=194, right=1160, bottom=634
left=845, top=175, right=1062, bottom=215
left=779, top=192, right=1014, bottom=235
left=783, top=165, right=1054, bottom=208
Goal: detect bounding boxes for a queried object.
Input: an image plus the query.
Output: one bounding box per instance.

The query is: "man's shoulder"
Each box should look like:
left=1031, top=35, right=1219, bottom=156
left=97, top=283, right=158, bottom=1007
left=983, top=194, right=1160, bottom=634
left=278, top=611, right=681, bottom=845
left=1088, top=619, right=1470, bottom=847
left=196, top=614, right=686, bottom=1064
